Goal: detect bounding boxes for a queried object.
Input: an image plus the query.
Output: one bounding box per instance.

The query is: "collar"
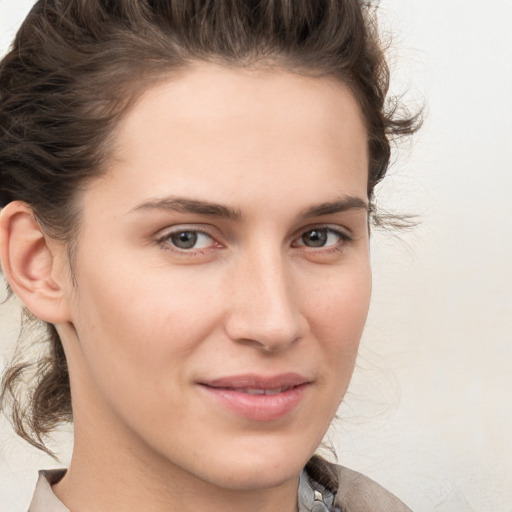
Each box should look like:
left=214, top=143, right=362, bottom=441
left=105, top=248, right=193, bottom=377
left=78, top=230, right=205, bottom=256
left=28, top=470, right=69, bottom=512
left=28, top=468, right=335, bottom=512
left=298, top=470, right=336, bottom=512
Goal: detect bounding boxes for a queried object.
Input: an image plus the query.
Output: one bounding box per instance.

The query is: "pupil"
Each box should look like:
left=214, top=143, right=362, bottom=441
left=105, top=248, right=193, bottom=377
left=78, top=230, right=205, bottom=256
left=303, top=229, right=327, bottom=247
left=172, top=231, right=197, bottom=249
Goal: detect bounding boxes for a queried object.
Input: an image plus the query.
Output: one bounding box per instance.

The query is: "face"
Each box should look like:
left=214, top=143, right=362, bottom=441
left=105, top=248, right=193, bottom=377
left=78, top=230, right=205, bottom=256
left=58, top=63, right=371, bottom=491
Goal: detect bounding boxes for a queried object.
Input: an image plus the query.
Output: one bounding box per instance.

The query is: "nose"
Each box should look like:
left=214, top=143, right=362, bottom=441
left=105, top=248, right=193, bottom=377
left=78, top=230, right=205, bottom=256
left=224, top=249, right=306, bottom=352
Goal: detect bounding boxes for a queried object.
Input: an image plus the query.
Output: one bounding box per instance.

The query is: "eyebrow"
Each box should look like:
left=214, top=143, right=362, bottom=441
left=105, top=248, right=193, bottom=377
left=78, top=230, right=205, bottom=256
left=299, top=196, right=369, bottom=220
left=130, top=197, right=242, bottom=220
left=130, top=195, right=368, bottom=221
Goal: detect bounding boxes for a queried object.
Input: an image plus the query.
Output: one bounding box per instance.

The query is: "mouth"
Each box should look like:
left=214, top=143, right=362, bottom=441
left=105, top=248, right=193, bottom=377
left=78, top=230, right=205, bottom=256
left=197, top=373, right=311, bottom=421
left=212, top=386, right=297, bottom=395
left=199, top=372, right=310, bottom=389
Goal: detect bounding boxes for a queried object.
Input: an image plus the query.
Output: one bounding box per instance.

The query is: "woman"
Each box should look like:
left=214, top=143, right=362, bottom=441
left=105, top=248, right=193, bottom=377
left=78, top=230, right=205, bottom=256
left=0, top=1, right=419, bottom=511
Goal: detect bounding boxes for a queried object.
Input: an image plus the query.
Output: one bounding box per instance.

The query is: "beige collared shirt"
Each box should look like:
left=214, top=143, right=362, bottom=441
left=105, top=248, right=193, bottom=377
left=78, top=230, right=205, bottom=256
left=28, top=471, right=68, bottom=512
left=27, top=468, right=333, bottom=512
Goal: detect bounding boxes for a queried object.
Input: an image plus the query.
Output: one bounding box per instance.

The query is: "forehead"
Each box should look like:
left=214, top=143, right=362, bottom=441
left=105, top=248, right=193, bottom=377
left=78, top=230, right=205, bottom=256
left=92, top=62, right=368, bottom=214
left=118, top=62, right=367, bottom=143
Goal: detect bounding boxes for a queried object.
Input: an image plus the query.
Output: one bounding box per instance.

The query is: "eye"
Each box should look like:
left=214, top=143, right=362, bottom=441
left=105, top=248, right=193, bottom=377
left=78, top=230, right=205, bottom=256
left=294, top=227, right=349, bottom=249
left=159, top=229, right=216, bottom=251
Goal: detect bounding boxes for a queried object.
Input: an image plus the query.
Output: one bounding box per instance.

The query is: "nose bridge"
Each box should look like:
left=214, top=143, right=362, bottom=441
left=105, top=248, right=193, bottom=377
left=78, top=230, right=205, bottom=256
left=225, top=243, right=303, bottom=350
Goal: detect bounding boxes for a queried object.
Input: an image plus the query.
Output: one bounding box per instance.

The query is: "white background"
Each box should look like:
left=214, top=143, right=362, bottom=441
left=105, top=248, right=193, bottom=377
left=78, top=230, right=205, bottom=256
left=1, top=1, right=511, bottom=511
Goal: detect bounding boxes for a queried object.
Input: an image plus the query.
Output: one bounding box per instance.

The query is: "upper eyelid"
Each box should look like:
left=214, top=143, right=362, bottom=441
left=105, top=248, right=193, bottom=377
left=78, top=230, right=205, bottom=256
left=156, top=224, right=218, bottom=239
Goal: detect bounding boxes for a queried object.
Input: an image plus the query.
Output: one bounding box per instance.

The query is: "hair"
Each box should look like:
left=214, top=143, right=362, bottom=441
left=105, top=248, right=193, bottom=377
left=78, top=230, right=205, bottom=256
left=0, top=0, right=420, bottom=456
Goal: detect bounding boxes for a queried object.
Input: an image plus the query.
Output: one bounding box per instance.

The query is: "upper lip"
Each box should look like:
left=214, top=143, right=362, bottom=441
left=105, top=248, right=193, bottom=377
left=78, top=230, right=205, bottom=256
left=198, top=373, right=310, bottom=390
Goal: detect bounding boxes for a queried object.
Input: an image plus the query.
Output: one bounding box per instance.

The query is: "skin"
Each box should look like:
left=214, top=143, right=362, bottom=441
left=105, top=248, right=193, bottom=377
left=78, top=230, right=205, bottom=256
left=1, top=63, right=371, bottom=512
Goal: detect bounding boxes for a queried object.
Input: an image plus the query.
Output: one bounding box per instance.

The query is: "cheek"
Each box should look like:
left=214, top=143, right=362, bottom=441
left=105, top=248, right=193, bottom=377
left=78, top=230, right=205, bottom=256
left=307, top=259, right=371, bottom=335
left=68, top=257, right=221, bottom=408
left=303, top=260, right=371, bottom=379
left=74, top=248, right=218, bottom=340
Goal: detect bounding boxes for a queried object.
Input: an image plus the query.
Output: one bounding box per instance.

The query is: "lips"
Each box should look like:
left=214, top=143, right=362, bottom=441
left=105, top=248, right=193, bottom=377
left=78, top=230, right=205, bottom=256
left=225, top=386, right=292, bottom=395
left=197, top=373, right=310, bottom=421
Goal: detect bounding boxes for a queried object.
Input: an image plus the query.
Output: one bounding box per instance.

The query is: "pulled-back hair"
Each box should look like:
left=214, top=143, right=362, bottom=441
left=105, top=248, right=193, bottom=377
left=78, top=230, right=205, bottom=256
left=0, top=0, right=420, bottom=455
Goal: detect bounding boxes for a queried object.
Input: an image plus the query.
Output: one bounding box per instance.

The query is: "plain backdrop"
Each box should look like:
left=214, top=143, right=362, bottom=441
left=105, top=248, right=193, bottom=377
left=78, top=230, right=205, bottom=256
left=1, top=1, right=511, bottom=511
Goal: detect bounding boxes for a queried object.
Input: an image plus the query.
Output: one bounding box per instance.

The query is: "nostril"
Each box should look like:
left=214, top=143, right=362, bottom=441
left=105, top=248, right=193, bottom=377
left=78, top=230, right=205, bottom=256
left=226, top=318, right=304, bottom=353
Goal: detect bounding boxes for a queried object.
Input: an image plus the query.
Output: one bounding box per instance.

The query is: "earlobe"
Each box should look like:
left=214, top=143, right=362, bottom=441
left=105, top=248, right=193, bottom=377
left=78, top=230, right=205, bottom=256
left=0, top=201, right=71, bottom=323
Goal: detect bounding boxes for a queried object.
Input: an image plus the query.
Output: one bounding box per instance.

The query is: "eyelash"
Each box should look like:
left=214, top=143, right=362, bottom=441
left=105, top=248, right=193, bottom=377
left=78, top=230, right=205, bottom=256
left=155, top=226, right=352, bottom=255
left=292, top=227, right=352, bottom=254
left=156, top=228, right=219, bottom=255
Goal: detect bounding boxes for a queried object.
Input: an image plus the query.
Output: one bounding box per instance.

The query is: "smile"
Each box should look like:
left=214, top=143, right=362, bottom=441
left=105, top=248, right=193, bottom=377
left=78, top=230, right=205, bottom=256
left=198, top=374, right=311, bottom=421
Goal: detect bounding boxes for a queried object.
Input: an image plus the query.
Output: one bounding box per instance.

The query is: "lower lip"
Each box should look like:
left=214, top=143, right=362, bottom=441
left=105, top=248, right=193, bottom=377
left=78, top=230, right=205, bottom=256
left=199, top=384, right=308, bottom=421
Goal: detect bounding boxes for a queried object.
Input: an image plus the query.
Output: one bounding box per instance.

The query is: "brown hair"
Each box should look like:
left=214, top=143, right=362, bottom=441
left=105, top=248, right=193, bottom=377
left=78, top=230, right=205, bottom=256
left=0, top=0, right=420, bottom=456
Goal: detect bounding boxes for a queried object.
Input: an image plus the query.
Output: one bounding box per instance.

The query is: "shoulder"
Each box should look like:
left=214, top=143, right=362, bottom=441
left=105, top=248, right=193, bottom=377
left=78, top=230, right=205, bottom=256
left=306, top=455, right=413, bottom=512
left=333, top=464, right=413, bottom=512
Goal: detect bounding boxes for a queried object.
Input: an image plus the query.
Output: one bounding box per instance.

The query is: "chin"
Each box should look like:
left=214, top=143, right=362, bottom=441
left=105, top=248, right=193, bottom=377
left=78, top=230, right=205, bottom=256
left=206, top=462, right=303, bottom=492
left=190, top=440, right=315, bottom=491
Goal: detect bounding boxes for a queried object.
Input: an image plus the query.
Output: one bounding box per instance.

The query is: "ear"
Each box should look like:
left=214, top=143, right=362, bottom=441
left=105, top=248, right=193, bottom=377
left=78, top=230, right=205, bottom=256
left=0, top=201, right=71, bottom=323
